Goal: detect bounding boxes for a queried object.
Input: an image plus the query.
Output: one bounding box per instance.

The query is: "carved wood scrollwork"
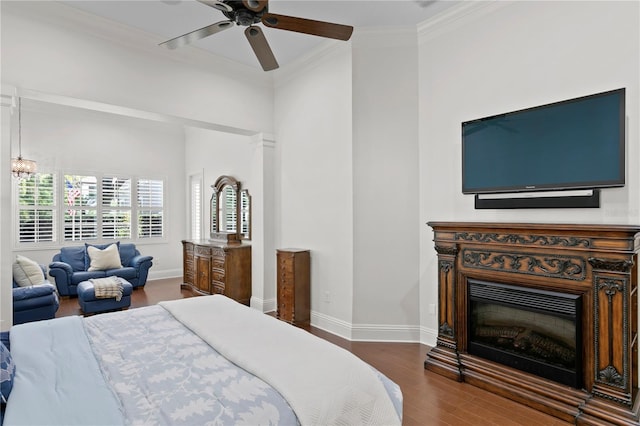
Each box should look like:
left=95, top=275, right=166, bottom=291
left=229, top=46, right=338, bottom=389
left=438, top=259, right=455, bottom=338
left=588, top=257, right=634, bottom=272
left=427, top=222, right=640, bottom=422
left=598, top=365, right=625, bottom=387
left=461, top=248, right=585, bottom=280
left=455, top=232, right=592, bottom=248
left=439, top=322, right=454, bottom=337
left=435, top=245, right=458, bottom=256
left=594, top=275, right=629, bottom=392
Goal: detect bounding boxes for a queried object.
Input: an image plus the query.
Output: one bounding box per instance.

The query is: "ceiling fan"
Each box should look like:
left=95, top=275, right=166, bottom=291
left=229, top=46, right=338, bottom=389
left=159, top=0, right=354, bottom=71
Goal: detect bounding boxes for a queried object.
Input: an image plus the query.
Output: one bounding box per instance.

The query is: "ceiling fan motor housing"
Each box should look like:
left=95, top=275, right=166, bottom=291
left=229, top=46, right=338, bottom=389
left=222, top=0, right=268, bottom=26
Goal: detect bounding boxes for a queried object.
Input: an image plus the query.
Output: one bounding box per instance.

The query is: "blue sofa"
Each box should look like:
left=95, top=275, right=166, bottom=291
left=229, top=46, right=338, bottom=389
left=48, top=243, right=153, bottom=296
left=13, top=266, right=59, bottom=325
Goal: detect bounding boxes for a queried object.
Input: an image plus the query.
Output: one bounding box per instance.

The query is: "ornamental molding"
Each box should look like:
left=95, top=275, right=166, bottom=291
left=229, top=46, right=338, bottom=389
left=439, top=322, right=454, bottom=338
left=588, top=257, right=634, bottom=273
left=435, top=245, right=458, bottom=256
left=455, top=232, right=591, bottom=248
left=593, top=274, right=629, bottom=391
left=461, top=248, right=585, bottom=280
left=598, top=365, right=624, bottom=387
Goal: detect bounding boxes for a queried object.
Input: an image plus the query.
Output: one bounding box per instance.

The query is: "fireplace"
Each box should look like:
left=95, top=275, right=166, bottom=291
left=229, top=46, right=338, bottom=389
left=425, top=222, right=640, bottom=425
left=467, top=279, right=582, bottom=388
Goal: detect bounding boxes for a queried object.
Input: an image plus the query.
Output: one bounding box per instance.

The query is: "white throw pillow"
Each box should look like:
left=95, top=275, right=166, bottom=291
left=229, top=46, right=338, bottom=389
left=87, top=244, right=123, bottom=271
left=13, top=255, right=45, bottom=287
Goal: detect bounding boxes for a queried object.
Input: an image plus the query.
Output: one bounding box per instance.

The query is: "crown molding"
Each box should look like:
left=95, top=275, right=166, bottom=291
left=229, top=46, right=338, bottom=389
left=1, top=0, right=271, bottom=86
left=273, top=40, right=352, bottom=87
left=352, top=26, right=418, bottom=49
left=418, top=0, right=513, bottom=44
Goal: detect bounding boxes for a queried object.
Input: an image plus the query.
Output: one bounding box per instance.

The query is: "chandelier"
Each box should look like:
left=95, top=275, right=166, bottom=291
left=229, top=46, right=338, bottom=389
left=11, top=97, right=37, bottom=179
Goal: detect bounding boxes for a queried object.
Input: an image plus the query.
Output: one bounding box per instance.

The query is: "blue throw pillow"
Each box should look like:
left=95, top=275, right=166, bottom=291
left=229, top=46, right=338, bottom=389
left=0, top=341, right=15, bottom=404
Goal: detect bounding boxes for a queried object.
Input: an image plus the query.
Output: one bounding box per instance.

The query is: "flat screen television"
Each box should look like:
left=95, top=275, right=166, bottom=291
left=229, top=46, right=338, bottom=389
left=462, top=88, right=625, bottom=195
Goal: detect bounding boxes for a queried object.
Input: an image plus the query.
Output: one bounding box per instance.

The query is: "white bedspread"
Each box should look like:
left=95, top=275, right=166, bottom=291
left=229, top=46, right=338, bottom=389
left=160, top=295, right=402, bottom=426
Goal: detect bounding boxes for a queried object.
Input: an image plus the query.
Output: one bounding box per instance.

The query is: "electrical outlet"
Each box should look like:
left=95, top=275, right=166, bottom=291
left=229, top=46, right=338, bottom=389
left=323, top=291, right=331, bottom=303
left=428, top=303, right=436, bottom=315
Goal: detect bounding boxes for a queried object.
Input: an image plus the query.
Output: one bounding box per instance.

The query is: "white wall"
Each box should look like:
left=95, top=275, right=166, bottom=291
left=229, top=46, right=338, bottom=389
left=418, top=1, right=640, bottom=344
left=274, top=47, right=355, bottom=336
left=3, top=0, right=638, bottom=343
left=274, top=31, right=422, bottom=341
left=184, top=127, right=276, bottom=309
left=8, top=102, right=186, bottom=279
left=0, top=1, right=274, bottom=327
left=0, top=1, right=273, bottom=134
left=351, top=29, right=421, bottom=341
left=1, top=97, right=13, bottom=331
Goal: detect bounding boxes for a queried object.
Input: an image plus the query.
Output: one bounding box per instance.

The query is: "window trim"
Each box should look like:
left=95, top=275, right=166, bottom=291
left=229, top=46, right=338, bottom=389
left=189, top=172, right=203, bottom=240
left=13, top=169, right=168, bottom=249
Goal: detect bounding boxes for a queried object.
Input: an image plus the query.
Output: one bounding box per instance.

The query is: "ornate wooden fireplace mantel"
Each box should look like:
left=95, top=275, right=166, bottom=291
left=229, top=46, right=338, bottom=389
left=426, top=222, right=640, bottom=425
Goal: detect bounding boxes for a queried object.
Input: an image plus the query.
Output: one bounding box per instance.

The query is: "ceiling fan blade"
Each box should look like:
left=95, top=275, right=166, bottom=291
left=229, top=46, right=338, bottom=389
left=159, top=20, right=234, bottom=49
left=244, top=26, right=278, bottom=71
left=261, top=13, right=353, bottom=41
left=196, top=0, right=233, bottom=13
left=242, top=0, right=268, bottom=13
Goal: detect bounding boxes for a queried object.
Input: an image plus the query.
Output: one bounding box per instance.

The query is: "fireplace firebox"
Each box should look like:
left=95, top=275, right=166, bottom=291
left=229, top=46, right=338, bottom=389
left=425, top=222, right=640, bottom=425
left=467, top=279, right=582, bottom=388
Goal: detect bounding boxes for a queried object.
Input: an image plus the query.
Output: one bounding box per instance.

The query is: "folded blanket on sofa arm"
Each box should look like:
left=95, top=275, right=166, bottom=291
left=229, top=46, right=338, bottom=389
left=89, top=277, right=124, bottom=301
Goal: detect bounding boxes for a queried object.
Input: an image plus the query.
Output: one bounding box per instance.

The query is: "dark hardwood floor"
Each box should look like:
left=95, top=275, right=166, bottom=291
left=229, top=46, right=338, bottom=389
left=57, top=278, right=570, bottom=425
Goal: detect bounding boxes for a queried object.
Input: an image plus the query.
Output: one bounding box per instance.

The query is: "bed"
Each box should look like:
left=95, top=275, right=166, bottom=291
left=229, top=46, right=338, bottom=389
left=2, top=295, right=402, bottom=425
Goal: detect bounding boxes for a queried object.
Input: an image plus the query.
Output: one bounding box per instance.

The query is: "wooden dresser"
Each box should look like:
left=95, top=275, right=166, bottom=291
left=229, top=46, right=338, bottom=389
left=182, top=240, right=251, bottom=305
left=276, top=249, right=310, bottom=326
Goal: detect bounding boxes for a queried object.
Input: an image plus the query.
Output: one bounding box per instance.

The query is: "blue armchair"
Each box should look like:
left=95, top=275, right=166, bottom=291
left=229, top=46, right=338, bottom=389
left=13, top=266, right=59, bottom=325
left=48, top=242, right=153, bottom=296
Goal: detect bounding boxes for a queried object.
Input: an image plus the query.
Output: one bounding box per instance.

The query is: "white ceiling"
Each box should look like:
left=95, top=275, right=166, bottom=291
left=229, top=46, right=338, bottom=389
left=59, top=0, right=460, bottom=70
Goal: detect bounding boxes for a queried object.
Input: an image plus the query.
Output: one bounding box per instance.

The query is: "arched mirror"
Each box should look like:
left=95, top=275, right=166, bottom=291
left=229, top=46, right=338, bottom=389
left=210, top=175, right=251, bottom=242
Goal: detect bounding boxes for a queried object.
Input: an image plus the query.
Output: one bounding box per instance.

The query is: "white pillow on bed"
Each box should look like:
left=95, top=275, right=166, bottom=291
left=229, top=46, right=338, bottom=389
left=13, top=255, right=45, bottom=287
left=87, top=244, right=122, bottom=271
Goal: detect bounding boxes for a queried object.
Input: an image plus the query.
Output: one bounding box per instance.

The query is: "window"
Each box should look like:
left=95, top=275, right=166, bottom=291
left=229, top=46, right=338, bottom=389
left=102, top=176, right=131, bottom=239
left=64, top=175, right=97, bottom=241
left=17, top=174, right=55, bottom=243
left=137, top=179, right=164, bottom=238
left=220, top=185, right=237, bottom=232
left=190, top=174, right=202, bottom=240
left=14, top=172, right=164, bottom=245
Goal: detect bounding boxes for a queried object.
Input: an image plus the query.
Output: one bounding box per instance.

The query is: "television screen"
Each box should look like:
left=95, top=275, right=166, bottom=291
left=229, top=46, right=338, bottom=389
left=462, top=88, right=625, bottom=194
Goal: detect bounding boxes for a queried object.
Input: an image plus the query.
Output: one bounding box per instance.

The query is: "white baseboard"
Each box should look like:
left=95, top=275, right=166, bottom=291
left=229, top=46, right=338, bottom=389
left=351, top=324, right=422, bottom=342
left=420, top=326, right=438, bottom=347
left=310, top=311, right=353, bottom=340
left=147, top=269, right=181, bottom=281
left=144, top=274, right=439, bottom=346
left=250, top=296, right=276, bottom=313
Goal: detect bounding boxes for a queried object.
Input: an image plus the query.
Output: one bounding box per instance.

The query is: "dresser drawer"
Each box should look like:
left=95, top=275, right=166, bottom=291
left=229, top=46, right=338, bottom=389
left=211, top=258, right=225, bottom=270
left=211, top=282, right=225, bottom=295
left=195, top=246, right=211, bottom=256
left=182, top=240, right=251, bottom=305
left=212, top=270, right=225, bottom=283
left=211, top=248, right=226, bottom=258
